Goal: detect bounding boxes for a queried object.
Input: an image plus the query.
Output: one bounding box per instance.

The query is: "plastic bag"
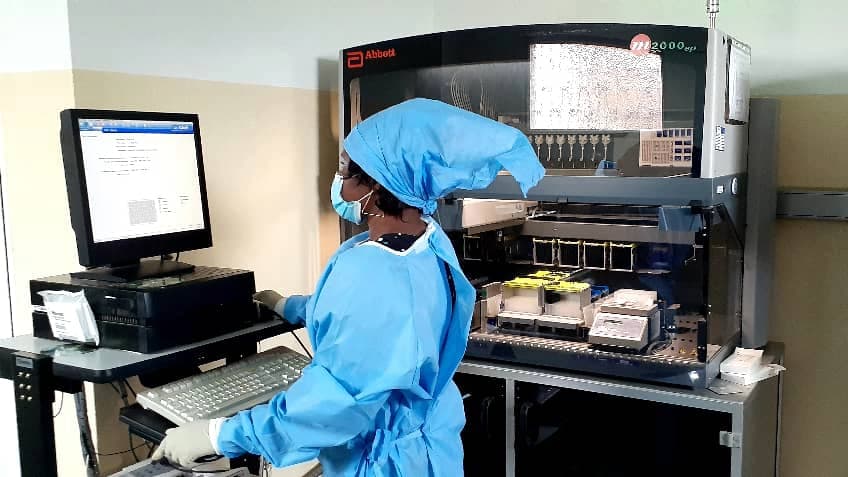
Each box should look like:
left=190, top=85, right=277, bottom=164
left=38, top=290, right=100, bottom=346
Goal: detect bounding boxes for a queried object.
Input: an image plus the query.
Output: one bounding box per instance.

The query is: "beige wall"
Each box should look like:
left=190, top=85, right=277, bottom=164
left=72, top=70, right=337, bottom=291
left=0, top=70, right=89, bottom=477
left=772, top=219, right=847, bottom=476
left=777, top=96, right=848, bottom=189
left=770, top=95, right=848, bottom=477
left=0, top=67, right=341, bottom=477
left=0, top=71, right=79, bottom=331
left=70, top=70, right=340, bottom=474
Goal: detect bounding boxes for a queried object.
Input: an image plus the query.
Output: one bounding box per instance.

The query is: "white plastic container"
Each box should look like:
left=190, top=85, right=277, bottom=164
left=501, top=279, right=545, bottom=315
left=544, top=282, right=591, bottom=318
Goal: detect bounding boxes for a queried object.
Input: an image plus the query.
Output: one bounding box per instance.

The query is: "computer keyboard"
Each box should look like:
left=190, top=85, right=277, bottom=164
left=113, top=458, right=252, bottom=476
left=137, top=346, right=310, bottom=425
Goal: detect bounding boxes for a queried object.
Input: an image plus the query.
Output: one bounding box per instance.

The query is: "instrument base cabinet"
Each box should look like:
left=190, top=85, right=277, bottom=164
left=514, top=383, right=731, bottom=476
left=456, top=356, right=781, bottom=477
left=455, top=373, right=507, bottom=477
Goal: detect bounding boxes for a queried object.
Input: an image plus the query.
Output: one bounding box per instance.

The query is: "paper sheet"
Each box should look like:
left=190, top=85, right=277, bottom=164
left=722, top=364, right=785, bottom=386
left=727, top=40, right=751, bottom=123
left=720, top=347, right=764, bottom=375
left=709, top=379, right=746, bottom=395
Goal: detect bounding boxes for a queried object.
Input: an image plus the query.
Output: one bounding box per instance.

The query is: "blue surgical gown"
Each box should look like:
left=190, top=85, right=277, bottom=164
left=217, top=219, right=475, bottom=476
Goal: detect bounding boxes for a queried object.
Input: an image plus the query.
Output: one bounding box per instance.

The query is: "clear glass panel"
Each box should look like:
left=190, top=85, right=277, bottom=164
left=706, top=207, right=744, bottom=353
left=349, top=49, right=700, bottom=177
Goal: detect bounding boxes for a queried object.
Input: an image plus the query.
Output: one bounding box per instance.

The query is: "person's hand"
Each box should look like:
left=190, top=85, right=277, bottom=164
left=254, top=290, right=285, bottom=314
left=152, top=419, right=217, bottom=468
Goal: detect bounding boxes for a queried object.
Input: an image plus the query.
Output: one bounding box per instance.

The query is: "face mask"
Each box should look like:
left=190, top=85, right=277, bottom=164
left=331, top=174, right=374, bottom=225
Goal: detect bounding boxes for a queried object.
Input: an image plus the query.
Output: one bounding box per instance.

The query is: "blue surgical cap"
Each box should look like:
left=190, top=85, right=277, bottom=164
left=343, top=98, right=544, bottom=215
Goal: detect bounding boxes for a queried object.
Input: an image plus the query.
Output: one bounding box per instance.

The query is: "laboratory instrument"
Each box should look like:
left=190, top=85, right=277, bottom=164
left=341, top=23, right=775, bottom=387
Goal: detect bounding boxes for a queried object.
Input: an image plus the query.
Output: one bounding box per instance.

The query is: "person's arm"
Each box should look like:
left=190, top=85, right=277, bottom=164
left=255, top=291, right=310, bottom=325
left=216, top=255, right=423, bottom=467
left=278, top=295, right=309, bottom=325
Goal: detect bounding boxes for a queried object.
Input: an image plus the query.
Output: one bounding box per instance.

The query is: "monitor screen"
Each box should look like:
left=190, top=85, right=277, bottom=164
left=77, top=118, right=205, bottom=243
left=61, top=109, right=212, bottom=270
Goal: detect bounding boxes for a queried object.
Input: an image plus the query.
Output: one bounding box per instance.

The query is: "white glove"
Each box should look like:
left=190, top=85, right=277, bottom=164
left=253, top=290, right=287, bottom=317
left=152, top=419, right=217, bottom=468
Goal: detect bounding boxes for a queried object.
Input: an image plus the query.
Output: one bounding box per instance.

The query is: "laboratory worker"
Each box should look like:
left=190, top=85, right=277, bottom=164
left=153, top=98, right=544, bottom=476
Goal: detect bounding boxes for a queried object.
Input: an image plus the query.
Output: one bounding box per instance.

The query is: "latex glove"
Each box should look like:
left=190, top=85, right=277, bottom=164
left=152, top=419, right=217, bottom=468
left=254, top=290, right=286, bottom=315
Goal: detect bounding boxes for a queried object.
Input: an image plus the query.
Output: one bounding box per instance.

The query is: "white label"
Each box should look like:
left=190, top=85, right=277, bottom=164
left=45, top=301, right=88, bottom=340
left=714, top=126, right=727, bottom=151
left=38, top=290, right=100, bottom=345
left=727, top=40, right=751, bottom=123
left=592, top=313, right=646, bottom=339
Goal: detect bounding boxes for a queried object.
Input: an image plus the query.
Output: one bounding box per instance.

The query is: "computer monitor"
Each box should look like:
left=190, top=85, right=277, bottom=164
left=60, top=109, right=212, bottom=282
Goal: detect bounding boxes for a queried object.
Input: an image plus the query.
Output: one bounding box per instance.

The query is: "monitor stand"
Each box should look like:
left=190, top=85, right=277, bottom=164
left=71, top=259, right=196, bottom=283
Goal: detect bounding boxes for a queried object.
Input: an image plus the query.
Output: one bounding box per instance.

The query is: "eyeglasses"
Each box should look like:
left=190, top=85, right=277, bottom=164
left=338, top=172, right=361, bottom=181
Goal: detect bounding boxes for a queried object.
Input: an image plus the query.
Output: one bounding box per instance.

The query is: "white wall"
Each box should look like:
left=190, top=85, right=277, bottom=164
left=432, top=0, right=848, bottom=95
left=0, top=0, right=72, bottom=73
left=0, top=2, right=89, bottom=476
left=68, top=0, right=435, bottom=91
left=0, top=1, right=77, bottom=321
